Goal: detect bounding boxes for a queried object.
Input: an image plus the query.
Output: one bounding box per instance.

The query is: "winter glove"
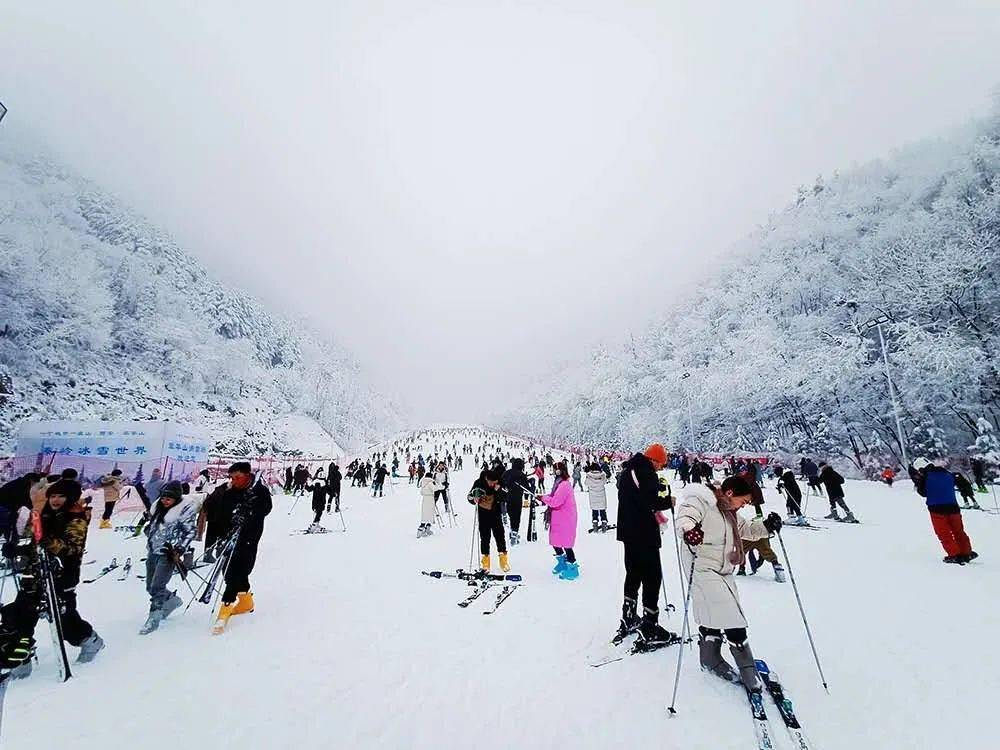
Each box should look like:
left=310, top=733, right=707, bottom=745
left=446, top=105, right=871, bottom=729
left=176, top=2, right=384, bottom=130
left=682, top=523, right=704, bottom=546
left=654, top=511, right=667, bottom=525
left=763, top=512, right=783, bottom=533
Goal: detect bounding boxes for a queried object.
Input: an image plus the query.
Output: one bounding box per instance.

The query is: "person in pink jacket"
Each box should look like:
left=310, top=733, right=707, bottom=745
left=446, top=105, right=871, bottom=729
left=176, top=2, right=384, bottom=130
left=538, top=461, right=579, bottom=580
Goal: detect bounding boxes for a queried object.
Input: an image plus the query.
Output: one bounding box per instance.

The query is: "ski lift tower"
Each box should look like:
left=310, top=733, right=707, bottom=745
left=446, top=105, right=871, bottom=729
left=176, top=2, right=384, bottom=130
left=858, top=314, right=909, bottom=467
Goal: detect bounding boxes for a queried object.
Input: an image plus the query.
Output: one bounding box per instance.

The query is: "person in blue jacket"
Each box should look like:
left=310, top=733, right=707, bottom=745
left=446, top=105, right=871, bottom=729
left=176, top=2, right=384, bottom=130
left=913, top=458, right=977, bottom=564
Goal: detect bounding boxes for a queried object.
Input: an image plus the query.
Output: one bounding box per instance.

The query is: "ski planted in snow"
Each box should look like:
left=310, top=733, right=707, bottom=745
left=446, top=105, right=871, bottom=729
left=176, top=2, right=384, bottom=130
left=755, top=660, right=814, bottom=749
left=36, top=548, right=72, bottom=682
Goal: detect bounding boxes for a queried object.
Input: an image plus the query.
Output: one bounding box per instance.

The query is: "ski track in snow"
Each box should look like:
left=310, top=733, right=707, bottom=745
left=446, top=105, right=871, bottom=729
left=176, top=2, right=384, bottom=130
left=4, top=450, right=999, bottom=749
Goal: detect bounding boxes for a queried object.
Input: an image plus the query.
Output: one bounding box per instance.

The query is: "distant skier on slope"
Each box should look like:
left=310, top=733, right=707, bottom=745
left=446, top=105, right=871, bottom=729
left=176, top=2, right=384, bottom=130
left=417, top=471, right=438, bottom=537
left=585, top=462, right=609, bottom=531
left=818, top=462, right=857, bottom=522
left=674, top=475, right=782, bottom=691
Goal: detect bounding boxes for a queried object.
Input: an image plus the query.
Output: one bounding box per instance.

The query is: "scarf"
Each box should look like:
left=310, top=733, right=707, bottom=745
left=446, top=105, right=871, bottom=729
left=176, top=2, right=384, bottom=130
left=717, top=499, right=744, bottom=566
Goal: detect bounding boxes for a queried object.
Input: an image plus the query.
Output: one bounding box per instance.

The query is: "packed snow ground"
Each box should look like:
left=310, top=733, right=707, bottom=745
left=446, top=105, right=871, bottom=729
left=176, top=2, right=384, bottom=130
left=5, top=441, right=999, bottom=749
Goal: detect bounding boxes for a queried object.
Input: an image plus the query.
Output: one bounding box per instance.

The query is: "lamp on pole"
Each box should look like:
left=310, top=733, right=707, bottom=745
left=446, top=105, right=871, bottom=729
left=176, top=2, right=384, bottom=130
left=858, top=314, right=909, bottom=467
left=681, top=372, right=696, bottom=452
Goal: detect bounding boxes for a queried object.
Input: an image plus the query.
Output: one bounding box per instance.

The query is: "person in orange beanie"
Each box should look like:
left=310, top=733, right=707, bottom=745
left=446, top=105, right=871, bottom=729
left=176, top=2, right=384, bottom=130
left=613, top=443, right=679, bottom=648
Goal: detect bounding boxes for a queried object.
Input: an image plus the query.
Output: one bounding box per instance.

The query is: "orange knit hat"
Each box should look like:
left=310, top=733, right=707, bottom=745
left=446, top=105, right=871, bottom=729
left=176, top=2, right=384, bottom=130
left=644, top=443, right=668, bottom=466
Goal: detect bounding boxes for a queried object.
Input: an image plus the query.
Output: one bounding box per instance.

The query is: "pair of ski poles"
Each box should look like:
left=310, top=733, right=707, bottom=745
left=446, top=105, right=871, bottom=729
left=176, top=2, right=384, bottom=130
left=666, top=525, right=829, bottom=715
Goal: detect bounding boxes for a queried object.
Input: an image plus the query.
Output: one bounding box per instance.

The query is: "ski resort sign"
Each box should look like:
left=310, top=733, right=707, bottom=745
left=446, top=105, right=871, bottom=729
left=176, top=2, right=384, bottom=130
left=12, top=420, right=213, bottom=485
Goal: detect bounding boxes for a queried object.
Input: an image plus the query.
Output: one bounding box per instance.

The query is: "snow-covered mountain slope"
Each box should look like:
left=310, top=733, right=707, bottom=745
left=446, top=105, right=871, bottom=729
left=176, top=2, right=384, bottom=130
left=0, top=138, right=403, bottom=453
left=4, top=432, right=996, bottom=749
left=499, top=102, right=1000, bottom=474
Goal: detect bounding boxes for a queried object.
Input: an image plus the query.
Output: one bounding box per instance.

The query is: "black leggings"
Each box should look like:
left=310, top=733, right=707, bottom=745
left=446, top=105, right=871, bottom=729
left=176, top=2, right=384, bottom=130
left=478, top=510, right=507, bottom=555
left=102, top=501, right=116, bottom=521
left=553, top=546, right=576, bottom=563
left=699, top=626, right=748, bottom=644
left=623, top=543, right=662, bottom=612
left=591, top=509, right=608, bottom=523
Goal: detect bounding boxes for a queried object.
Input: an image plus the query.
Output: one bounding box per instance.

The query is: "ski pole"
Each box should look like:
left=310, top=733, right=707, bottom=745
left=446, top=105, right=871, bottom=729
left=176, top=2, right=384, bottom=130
left=667, top=553, right=697, bottom=716
left=775, top=529, right=830, bottom=692
left=287, top=492, right=304, bottom=516
left=668, top=507, right=689, bottom=635
left=468, top=507, right=480, bottom=571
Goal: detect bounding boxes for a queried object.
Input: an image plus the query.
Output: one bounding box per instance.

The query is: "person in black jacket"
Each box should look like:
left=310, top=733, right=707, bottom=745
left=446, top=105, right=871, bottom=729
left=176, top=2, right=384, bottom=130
left=775, top=465, right=805, bottom=522
left=326, top=464, right=342, bottom=512
left=501, top=458, right=530, bottom=545
left=205, top=462, right=272, bottom=634
left=953, top=471, right=981, bottom=510
left=469, top=469, right=509, bottom=573
left=615, top=443, right=677, bottom=646
left=818, top=462, right=857, bottom=522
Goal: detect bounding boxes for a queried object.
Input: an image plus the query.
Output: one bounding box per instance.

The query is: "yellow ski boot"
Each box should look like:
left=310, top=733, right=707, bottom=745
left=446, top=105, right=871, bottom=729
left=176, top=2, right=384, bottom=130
left=480, top=554, right=491, bottom=572
left=99, top=519, right=112, bottom=529
left=232, top=591, right=254, bottom=615
left=499, top=552, right=510, bottom=573
left=211, top=601, right=236, bottom=635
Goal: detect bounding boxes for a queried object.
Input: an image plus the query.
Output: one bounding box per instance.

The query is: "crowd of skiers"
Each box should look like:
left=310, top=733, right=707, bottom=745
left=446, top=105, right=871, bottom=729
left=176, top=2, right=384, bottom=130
left=1, top=423, right=993, bottom=698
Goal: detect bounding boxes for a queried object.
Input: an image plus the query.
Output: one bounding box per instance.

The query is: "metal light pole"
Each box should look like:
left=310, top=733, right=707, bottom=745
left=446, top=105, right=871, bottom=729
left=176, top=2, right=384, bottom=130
left=681, top=372, right=696, bottom=451
left=861, top=315, right=909, bottom=467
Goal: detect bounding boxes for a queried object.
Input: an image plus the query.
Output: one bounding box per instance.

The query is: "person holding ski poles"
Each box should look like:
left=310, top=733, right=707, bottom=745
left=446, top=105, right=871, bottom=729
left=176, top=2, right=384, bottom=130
left=140, top=480, right=200, bottom=634
left=674, top=475, right=782, bottom=691
left=615, top=443, right=678, bottom=646
left=204, top=462, right=272, bottom=635
left=913, top=458, right=977, bottom=564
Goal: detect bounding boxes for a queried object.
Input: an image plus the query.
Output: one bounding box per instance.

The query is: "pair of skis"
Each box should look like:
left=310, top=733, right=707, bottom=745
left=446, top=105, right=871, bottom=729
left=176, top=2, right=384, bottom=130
left=736, top=660, right=814, bottom=750
left=422, top=570, right=523, bottom=613
left=589, top=628, right=685, bottom=668
left=82, top=557, right=119, bottom=584
left=587, top=524, right=617, bottom=534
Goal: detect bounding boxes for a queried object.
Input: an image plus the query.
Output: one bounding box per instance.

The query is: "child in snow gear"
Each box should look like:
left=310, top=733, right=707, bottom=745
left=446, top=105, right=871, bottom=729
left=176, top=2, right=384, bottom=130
left=913, top=458, right=977, bottom=563
left=818, top=462, right=856, bottom=522
left=140, top=481, right=199, bottom=634
left=203, top=463, right=272, bottom=634
left=537, top=461, right=579, bottom=580
left=615, top=444, right=678, bottom=646
left=98, top=469, right=124, bottom=529
left=469, top=469, right=508, bottom=572
left=585, top=463, right=609, bottom=531
left=675, top=475, right=780, bottom=692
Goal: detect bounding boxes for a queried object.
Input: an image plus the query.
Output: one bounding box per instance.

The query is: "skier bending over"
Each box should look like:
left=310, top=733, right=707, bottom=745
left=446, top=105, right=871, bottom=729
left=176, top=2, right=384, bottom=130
left=141, top=480, right=200, bottom=634
left=818, top=462, right=857, bottom=522
left=674, top=476, right=782, bottom=692
left=913, top=458, right=977, bottom=564
left=469, top=469, right=509, bottom=573
left=537, top=461, right=579, bottom=580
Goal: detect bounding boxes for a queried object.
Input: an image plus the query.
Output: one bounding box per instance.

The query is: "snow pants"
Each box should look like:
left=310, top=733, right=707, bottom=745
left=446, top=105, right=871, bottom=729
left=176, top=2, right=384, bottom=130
left=434, top=488, right=451, bottom=513
left=591, top=509, right=608, bottom=524
left=145, top=553, right=176, bottom=611
left=929, top=511, right=972, bottom=557
left=102, top=501, right=117, bottom=521
left=506, top=496, right=522, bottom=533
left=478, top=509, right=507, bottom=555
left=742, top=537, right=778, bottom=565
left=622, top=543, right=662, bottom=612
left=572, top=477, right=583, bottom=490
left=223, top=535, right=261, bottom=603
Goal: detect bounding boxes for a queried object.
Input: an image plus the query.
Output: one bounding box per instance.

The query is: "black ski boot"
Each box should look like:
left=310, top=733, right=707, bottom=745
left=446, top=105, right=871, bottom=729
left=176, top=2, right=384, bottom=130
left=637, top=607, right=678, bottom=647
left=614, top=598, right=640, bottom=642
left=698, top=631, right=739, bottom=683
left=729, top=639, right=763, bottom=692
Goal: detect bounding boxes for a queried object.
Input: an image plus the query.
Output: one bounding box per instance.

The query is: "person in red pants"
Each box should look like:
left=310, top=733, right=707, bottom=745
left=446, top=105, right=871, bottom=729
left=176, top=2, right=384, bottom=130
left=913, top=457, right=977, bottom=564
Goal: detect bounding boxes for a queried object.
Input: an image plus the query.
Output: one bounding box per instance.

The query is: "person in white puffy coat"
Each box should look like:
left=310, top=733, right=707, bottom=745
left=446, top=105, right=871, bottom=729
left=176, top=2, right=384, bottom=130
left=417, top=474, right=439, bottom=538
left=585, top=465, right=609, bottom=530
left=674, top=475, right=783, bottom=692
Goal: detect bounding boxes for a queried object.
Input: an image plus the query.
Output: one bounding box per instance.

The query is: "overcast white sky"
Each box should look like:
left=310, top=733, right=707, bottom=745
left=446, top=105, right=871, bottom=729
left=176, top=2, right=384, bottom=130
left=4, top=1, right=999, bottom=422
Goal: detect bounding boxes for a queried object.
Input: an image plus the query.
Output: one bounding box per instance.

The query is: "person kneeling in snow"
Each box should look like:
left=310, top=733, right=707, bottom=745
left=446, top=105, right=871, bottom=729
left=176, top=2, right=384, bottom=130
left=141, top=481, right=201, bottom=634
left=675, top=476, right=782, bottom=692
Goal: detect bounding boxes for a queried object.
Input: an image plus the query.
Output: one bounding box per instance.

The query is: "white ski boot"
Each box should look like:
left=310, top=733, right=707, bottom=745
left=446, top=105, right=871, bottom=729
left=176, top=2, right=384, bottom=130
left=772, top=563, right=786, bottom=583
